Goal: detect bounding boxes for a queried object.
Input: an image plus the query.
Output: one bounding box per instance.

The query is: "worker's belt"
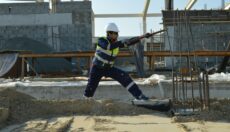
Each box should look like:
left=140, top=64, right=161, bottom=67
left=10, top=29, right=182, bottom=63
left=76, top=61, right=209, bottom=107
left=94, top=57, right=113, bottom=69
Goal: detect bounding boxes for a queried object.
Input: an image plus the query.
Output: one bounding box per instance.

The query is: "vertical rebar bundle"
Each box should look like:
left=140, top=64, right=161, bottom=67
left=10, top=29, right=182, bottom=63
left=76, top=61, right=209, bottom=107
left=168, top=10, right=211, bottom=113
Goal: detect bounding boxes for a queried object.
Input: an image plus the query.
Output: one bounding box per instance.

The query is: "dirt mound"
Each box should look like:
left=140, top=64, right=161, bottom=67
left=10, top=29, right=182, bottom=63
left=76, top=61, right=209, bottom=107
left=0, top=88, right=35, bottom=108
left=0, top=88, right=35, bottom=100
left=0, top=88, right=153, bottom=128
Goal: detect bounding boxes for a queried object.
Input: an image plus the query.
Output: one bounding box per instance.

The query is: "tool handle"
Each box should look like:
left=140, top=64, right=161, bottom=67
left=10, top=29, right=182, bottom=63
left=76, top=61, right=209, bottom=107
left=138, top=29, right=166, bottom=40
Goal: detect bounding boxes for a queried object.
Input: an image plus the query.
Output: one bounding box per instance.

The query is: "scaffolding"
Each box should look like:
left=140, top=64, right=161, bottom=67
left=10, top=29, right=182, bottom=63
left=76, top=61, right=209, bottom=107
left=147, top=33, right=165, bottom=69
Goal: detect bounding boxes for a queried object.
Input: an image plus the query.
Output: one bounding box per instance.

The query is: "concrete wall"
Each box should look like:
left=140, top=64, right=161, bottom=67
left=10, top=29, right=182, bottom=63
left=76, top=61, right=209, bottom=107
left=0, top=1, right=92, bottom=74
left=0, top=13, right=72, bottom=26
left=58, top=24, right=92, bottom=51
left=0, top=3, right=49, bottom=14
left=0, top=25, right=48, bottom=47
left=0, top=1, right=91, bottom=15
left=0, top=1, right=92, bottom=52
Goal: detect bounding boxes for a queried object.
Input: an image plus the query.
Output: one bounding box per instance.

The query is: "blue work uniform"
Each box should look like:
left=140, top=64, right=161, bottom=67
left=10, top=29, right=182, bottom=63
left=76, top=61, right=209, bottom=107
left=84, top=37, right=143, bottom=99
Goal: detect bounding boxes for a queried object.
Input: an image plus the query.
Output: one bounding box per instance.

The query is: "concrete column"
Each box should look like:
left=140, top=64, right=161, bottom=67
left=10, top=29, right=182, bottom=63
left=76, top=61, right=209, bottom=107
left=91, top=10, right=95, bottom=37
left=165, top=0, right=174, bottom=10
left=222, top=0, right=225, bottom=9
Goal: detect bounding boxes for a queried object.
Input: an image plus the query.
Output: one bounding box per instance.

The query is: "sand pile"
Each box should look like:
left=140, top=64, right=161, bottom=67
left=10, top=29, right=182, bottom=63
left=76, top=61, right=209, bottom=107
left=0, top=88, right=153, bottom=128
left=1, top=88, right=230, bottom=131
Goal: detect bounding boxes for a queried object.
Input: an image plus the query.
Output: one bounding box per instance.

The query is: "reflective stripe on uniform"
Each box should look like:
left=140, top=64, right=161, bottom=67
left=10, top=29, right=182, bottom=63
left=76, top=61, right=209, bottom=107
left=126, top=81, right=135, bottom=90
left=96, top=46, right=116, bottom=57
left=95, top=53, right=114, bottom=65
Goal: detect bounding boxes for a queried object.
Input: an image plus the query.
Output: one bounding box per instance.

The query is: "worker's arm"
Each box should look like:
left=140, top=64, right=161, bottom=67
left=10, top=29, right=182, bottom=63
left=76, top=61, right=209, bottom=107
left=109, top=41, right=127, bottom=49
left=98, top=38, right=124, bottom=50
left=122, top=37, right=141, bottom=47
left=124, top=31, right=165, bottom=46
left=98, top=33, right=151, bottom=50
left=108, top=36, right=144, bottom=49
left=122, top=33, right=153, bottom=47
left=110, top=37, right=141, bottom=49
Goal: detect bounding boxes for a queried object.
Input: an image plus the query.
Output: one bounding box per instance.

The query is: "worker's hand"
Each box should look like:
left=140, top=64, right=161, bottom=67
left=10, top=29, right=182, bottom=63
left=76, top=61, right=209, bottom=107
left=123, top=37, right=140, bottom=47
left=144, top=33, right=152, bottom=38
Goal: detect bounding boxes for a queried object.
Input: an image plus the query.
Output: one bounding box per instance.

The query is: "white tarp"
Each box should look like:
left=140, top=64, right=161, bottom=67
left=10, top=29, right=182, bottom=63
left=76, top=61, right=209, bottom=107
left=0, top=53, right=18, bottom=77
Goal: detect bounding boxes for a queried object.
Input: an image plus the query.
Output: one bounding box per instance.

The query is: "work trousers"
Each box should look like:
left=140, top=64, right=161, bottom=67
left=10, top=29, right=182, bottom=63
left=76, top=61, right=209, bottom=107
left=84, top=65, right=142, bottom=98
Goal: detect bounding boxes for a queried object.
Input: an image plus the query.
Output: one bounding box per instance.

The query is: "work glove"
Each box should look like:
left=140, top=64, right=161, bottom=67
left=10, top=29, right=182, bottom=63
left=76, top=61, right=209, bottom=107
left=144, top=33, right=152, bottom=38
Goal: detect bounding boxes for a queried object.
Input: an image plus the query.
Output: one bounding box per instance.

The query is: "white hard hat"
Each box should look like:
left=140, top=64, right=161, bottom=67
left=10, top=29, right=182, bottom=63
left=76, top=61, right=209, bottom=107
left=105, top=23, right=119, bottom=32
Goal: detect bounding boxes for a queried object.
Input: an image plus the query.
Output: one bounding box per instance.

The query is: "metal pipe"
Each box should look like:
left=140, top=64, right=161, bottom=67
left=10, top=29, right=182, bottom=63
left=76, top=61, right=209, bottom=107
left=172, top=72, right=175, bottom=100
left=205, top=71, right=210, bottom=110
left=198, top=72, right=203, bottom=109
left=185, top=0, right=197, bottom=10
left=165, top=0, right=174, bottom=10
left=176, top=72, right=179, bottom=100
left=202, top=72, right=206, bottom=109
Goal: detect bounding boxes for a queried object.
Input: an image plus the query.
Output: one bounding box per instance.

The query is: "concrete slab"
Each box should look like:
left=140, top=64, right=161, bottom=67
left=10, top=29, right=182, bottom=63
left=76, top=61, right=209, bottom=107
left=0, top=81, right=159, bottom=101
left=0, top=79, right=229, bottom=101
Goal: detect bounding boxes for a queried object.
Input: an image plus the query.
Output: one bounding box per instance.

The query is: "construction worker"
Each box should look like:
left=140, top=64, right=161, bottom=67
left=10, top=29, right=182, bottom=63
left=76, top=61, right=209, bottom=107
left=83, top=22, right=151, bottom=101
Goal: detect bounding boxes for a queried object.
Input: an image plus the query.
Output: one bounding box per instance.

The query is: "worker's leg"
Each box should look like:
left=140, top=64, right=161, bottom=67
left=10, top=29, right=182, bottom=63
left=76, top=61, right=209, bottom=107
left=84, top=65, right=103, bottom=97
left=105, top=67, right=144, bottom=99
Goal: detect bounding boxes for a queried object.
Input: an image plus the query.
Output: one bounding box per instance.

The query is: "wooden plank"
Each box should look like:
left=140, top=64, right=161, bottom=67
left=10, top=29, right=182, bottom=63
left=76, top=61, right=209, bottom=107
left=144, top=51, right=230, bottom=57
left=18, top=51, right=230, bottom=58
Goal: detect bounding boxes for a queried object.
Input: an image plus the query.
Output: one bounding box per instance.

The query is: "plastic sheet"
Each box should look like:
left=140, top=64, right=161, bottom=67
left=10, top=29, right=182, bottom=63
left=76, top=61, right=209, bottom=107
left=0, top=53, right=18, bottom=77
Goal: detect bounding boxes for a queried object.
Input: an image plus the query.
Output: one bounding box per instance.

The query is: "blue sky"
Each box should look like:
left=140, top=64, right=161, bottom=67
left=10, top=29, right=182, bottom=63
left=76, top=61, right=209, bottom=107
left=0, top=0, right=229, bottom=36
left=92, top=0, right=229, bottom=36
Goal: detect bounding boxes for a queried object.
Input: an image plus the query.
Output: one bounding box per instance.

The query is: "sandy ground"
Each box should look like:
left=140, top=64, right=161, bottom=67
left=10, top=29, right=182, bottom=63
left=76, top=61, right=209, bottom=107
left=0, top=88, right=230, bottom=132
left=1, top=115, right=230, bottom=132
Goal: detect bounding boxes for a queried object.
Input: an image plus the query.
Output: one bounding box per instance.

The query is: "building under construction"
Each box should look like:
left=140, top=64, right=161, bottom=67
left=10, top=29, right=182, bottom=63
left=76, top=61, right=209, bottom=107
left=0, top=0, right=230, bottom=131
left=163, top=10, right=230, bottom=69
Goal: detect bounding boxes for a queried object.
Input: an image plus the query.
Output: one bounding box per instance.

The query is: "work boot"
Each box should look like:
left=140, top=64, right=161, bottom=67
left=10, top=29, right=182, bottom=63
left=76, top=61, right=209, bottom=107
left=83, top=95, right=94, bottom=101
left=134, top=94, right=149, bottom=101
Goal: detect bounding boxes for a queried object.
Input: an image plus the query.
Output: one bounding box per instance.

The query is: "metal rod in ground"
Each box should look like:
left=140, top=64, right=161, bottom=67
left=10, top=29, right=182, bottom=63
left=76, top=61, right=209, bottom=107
left=204, top=72, right=208, bottom=109
left=205, top=71, right=210, bottom=110
left=178, top=72, right=181, bottom=101
left=202, top=72, right=206, bottom=109
left=185, top=73, right=188, bottom=100
left=181, top=70, right=186, bottom=111
left=184, top=64, right=188, bottom=101
left=186, top=57, right=195, bottom=111
left=172, top=71, right=175, bottom=100
left=181, top=71, right=185, bottom=101
left=198, top=71, right=203, bottom=110
left=179, top=72, right=181, bottom=100
left=190, top=68, right=195, bottom=111
left=176, top=72, right=179, bottom=100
